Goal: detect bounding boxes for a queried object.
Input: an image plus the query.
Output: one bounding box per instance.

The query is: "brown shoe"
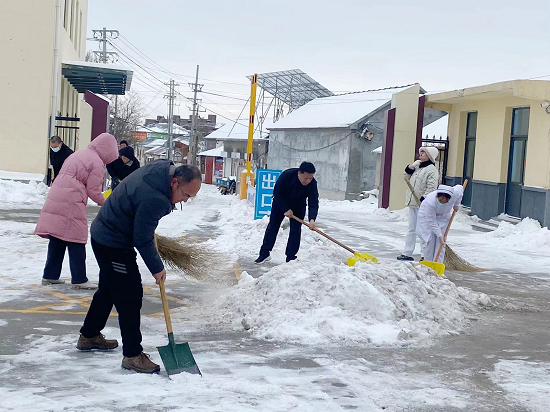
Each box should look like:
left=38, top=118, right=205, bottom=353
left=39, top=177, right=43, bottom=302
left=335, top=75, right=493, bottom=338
left=77, top=334, right=119, bottom=351
left=121, top=352, right=160, bottom=374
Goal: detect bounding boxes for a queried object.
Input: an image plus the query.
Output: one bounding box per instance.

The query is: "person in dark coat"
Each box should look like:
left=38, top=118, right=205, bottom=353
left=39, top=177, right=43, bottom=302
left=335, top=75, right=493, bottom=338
left=49, top=135, right=73, bottom=184
left=255, top=161, right=319, bottom=264
left=106, top=146, right=140, bottom=189
left=77, top=161, right=202, bottom=373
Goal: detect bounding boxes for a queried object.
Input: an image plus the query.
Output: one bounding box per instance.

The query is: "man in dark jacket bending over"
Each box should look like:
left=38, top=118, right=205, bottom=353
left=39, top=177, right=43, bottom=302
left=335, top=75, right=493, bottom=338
left=255, top=161, right=319, bottom=264
left=76, top=160, right=201, bottom=374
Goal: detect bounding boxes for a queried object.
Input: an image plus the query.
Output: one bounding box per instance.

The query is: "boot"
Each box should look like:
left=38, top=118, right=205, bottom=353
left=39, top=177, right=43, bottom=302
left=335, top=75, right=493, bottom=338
left=42, top=278, right=66, bottom=286
left=72, top=281, right=97, bottom=289
left=122, top=352, right=160, bottom=374
left=77, top=333, right=119, bottom=351
left=396, top=254, right=414, bottom=261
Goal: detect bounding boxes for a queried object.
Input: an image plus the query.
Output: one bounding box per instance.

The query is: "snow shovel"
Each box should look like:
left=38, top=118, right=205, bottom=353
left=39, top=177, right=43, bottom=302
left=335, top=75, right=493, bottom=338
left=156, top=279, right=201, bottom=377
left=290, top=215, right=378, bottom=265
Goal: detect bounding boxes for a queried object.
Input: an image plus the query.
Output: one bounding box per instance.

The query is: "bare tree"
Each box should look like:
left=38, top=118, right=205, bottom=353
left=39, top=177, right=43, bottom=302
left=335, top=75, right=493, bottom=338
left=85, top=50, right=101, bottom=63
left=109, top=92, right=144, bottom=145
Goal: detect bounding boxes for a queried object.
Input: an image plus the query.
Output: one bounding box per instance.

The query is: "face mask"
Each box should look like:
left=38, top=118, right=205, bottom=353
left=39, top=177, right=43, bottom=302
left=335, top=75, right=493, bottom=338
left=437, top=200, right=447, bottom=207
left=51, top=146, right=61, bottom=152
left=125, top=160, right=133, bottom=167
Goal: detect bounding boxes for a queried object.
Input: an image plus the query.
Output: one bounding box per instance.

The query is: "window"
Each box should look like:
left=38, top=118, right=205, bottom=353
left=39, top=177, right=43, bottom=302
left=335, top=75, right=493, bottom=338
left=63, top=0, right=68, bottom=29
left=69, top=0, right=75, bottom=40
left=78, top=11, right=83, bottom=55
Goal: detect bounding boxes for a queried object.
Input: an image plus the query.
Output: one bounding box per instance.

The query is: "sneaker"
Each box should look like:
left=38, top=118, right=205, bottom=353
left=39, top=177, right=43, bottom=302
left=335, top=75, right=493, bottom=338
left=286, top=256, right=297, bottom=263
left=77, top=333, right=119, bottom=351
left=42, top=278, right=66, bottom=286
left=122, top=352, right=160, bottom=374
left=254, top=255, right=271, bottom=265
left=72, top=281, right=97, bottom=289
left=420, top=257, right=425, bottom=262
left=396, top=254, right=414, bottom=261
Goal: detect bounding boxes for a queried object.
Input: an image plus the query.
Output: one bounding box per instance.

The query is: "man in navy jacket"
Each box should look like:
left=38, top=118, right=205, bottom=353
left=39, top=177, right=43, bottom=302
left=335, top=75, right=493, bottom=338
left=77, top=161, right=201, bottom=374
left=255, top=161, right=319, bottom=264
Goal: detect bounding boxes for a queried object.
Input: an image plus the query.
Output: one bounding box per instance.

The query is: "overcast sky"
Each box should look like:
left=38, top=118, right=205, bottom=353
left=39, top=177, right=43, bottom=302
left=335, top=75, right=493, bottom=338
left=87, top=0, right=550, bottom=128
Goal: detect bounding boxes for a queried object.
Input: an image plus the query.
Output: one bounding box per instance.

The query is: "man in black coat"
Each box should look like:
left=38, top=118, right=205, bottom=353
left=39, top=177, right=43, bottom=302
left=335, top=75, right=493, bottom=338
left=106, top=146, right=140, bottom=189
left=48, top=135, right=73, bottom=184
left=77, top=161, right=202, bottom=374
left=255, top=161, right=319, bottom=264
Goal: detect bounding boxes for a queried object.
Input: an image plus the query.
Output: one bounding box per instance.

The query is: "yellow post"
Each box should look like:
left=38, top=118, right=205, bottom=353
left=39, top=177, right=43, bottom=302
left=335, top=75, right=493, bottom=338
left=240, top=73, right=258, bottom=199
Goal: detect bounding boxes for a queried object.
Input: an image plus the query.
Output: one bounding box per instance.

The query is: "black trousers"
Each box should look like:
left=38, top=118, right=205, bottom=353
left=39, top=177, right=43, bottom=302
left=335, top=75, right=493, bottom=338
left=80, top=238, right=143, bottom=358
left=259, top=206, right=305, bottom=259
left=43, top=236, right=87, bottom=284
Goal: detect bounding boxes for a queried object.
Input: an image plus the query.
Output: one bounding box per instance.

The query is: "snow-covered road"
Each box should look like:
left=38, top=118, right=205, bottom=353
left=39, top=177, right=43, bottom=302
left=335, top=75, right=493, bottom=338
left=0, top=181, right=549, bottom=411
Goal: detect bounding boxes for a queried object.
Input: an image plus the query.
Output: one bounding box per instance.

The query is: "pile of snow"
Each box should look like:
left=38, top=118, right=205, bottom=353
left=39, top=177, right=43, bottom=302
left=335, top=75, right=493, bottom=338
left=196, top=194, right=490, bottom=347
left=212, top=258, right=490, bottom=346
left=0, top=179, right=48, bottom=209
left=484, top=218, right=550, bottom=250
left=320, top=198, right=409, bottom=221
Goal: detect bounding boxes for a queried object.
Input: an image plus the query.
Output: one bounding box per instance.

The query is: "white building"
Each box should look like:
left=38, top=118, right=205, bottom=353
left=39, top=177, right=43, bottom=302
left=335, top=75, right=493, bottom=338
left=1, top=1, right=132, bottom=180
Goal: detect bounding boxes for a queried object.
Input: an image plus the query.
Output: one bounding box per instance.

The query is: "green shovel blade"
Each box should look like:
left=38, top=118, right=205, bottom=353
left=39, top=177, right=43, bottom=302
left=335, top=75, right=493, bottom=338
left=157, top=333, right=201, bottom=376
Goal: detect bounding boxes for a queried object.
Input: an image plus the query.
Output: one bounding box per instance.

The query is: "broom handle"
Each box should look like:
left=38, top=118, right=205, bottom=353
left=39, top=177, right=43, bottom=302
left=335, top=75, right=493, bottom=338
left=404, top=178, right=422, bottom=205
left=290, top=215, right=356, bottom=255
left=435, top=179, right=469, bottom=261
left=159, top=278, right=173, bottom=335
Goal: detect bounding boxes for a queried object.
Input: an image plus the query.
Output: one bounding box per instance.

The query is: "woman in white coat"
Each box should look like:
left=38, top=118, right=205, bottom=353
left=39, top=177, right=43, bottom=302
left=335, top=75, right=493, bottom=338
left=416, top=184, right=464, bottom=263
left=397, top=146, right=439, bottom=261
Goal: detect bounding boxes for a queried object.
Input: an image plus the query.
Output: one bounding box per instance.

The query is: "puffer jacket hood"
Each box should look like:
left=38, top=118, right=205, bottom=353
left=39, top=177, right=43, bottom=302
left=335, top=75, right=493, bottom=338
left=89, top=133, right=119, bottom=165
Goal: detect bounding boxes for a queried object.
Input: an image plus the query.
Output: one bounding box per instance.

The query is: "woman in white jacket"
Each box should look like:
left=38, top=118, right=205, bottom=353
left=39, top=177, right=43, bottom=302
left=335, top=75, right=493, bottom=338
left=397, top=146, right=439, bottom=261
left=416, top=184, right=464, bottom=263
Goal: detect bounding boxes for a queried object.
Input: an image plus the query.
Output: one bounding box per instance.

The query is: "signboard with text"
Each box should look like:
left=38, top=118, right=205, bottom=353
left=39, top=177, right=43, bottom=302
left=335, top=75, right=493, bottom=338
left=254, top=169, right=282, bottom=220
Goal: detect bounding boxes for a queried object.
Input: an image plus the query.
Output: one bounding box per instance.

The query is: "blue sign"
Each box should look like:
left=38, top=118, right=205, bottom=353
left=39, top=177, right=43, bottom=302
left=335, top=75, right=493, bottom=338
left=254, top=169, right=282, bottom=220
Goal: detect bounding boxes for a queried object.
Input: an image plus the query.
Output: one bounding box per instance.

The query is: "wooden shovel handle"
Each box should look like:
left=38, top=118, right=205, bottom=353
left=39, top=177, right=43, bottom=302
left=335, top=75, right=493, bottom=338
left=290, top=215, right=356, bottom=255
left=435, top=179, right=469, bottom=261
left=159, top=279, right=173, bottom=334
left=404, top=178, right=422, bottom=205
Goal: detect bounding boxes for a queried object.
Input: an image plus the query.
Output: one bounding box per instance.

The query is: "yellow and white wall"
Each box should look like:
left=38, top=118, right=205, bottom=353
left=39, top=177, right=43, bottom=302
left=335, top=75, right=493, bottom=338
left=0, top=0, right=89, bottom=177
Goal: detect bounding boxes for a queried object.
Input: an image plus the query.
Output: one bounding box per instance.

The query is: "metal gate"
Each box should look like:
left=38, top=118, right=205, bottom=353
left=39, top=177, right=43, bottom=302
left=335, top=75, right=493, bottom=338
left=421, top=136, right=448, bottom=185
left=54, top=115, right=80, bottom=151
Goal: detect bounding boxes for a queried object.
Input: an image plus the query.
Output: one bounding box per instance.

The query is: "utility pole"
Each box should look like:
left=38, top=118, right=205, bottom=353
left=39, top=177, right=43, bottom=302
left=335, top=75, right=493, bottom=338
left=164, top=79, right=178, bottom=161
left=188, top=65, right=203, bottom=166
left=91, top=27, right=119, bottom=63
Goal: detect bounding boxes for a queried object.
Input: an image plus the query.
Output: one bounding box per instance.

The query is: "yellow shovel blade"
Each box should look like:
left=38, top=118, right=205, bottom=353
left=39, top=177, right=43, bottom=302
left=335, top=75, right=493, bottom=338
left=347, top=252, right=378, bottom=266
left=419, top=260, right=445, bottom=276
left=103, top=188, right=112, bottom=199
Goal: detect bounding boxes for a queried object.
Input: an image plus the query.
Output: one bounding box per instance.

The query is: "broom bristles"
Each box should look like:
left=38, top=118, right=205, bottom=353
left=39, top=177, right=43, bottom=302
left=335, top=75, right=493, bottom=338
left=155, top=234, right=213, bottom=280
left=444, top=245, right=483, bottom=272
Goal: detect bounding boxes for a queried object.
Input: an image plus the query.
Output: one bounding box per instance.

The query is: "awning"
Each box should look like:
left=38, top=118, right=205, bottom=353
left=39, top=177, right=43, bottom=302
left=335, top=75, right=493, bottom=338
left=62, top=61, right=133, bottom=95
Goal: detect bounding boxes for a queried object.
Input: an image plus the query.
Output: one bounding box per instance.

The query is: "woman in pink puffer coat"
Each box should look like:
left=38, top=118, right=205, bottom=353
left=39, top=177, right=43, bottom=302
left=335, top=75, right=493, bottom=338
left=35, top=133, right=119, bottom=289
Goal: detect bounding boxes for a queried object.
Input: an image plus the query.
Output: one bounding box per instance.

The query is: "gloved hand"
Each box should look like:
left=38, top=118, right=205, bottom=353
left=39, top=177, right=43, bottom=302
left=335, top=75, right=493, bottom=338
left=408, top=160, right=422, bottom=170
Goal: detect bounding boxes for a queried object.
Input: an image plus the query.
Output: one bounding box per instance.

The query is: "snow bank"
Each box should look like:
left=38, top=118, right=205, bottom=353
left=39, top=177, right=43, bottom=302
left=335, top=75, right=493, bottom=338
left=213, top=258, right=489, bottom=346
left=484, top=218, right=550, bottom=250
left=199, top=194, right=490, bottom=347
left=320, top=198, right=409, bottom=221
left=0, top=179, right=48, bottom=209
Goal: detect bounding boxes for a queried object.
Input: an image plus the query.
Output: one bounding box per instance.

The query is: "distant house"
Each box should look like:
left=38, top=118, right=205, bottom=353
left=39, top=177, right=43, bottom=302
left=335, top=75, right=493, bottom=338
left=202, top=120, right=270, bottom=180
left=267, top=86, right=446, bottom=200
left=133, top=123, right=190, bottom=165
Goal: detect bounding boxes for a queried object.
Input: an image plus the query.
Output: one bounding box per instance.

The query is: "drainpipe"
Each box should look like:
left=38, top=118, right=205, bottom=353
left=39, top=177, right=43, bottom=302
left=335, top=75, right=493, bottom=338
left=45, top=0, right=62, bottom=182
left=50, top=0, right=62, bottom=138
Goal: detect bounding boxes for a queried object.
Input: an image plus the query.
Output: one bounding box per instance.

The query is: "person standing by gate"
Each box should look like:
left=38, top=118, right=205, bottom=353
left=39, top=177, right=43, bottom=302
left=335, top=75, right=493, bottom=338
left=254, top=161, right=319, bottom=264
left=48, top=136, right=73, bottom=185
left=397, top=146, right=439, bottom=261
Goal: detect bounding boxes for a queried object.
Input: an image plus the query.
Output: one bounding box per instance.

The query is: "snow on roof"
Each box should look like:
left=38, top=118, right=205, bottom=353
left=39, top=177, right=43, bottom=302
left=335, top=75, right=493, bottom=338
left=204, top=119, right=272, bottom=141
left=198, top=146, right=224, bottom=157
left=63, top=60, right=133, bottom=73
left=137, top=123, right=190, bottom=136
left=268, top=87, right=412, bottom=130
